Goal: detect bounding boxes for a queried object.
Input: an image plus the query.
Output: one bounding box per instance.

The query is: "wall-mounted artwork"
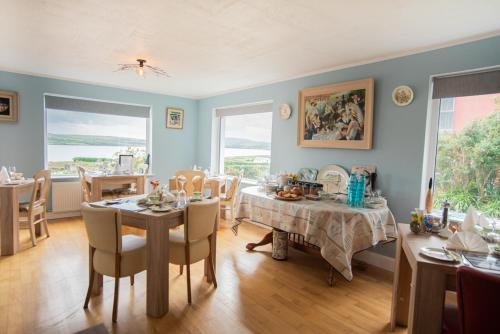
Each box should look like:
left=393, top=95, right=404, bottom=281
left=0, top=90, right=18, bottom=123
left=166, top=107, right=184, bottom=129
left=297, top=78, right=374, bottom=149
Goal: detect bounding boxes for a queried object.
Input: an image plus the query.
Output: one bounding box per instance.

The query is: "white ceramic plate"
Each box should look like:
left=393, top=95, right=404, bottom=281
left=420, top=247, right=459, bottom=262
left=317, top=164, right=349, bottom=193
left=150, top=206, right=172, bottom=212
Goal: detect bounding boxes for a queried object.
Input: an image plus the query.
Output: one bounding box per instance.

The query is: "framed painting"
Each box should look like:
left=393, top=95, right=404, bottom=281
left=166, top=107, right=184, bottom=129
left=297, top=78, right=374, bottom=149
left=0, top=90, right=19, bottom=123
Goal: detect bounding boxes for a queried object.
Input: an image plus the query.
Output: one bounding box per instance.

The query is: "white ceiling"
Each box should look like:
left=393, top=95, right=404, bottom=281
left=1, top=0, right=500, bottom=99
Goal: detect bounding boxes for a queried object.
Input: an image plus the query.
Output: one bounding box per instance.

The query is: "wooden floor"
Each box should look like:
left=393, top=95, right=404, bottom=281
left=0, top=217, right=406, bottom=334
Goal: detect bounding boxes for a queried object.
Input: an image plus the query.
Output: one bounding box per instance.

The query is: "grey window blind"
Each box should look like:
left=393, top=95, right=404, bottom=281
left=215, top=103, right=272, bottom=117
left=45, top=95, right=150, bottom=118
left=432, top=69, right=500, bottom=99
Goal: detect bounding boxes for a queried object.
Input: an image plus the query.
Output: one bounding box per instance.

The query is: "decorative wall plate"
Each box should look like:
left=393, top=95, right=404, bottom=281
left=392, top=85, right=414, bottom=106
left=317, top=164, right=349, bottom=193
left=279, top=103, right=292, bottom=119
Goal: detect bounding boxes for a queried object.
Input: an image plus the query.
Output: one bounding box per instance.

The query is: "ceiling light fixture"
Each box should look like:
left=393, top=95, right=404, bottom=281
left=116, top=59, right=170, bottom=77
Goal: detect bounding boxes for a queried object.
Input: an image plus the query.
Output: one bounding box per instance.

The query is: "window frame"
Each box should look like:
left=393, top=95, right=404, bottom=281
left=420, top=65, right=500, bottom=210
left=43, top=93, right=152, bottom=178
left=211, top=100, right=273, bottom=183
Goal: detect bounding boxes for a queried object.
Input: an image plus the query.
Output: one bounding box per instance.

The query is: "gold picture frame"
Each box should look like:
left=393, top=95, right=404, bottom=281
left=298, top=78, right=374, bottom=149
left=0, top=90, right=19, bottom=123
left=166, top=107, right=184, bottom=129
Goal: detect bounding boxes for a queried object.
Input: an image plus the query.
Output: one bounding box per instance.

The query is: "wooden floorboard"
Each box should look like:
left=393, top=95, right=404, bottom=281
left=0, top=217, right=406, bottom=333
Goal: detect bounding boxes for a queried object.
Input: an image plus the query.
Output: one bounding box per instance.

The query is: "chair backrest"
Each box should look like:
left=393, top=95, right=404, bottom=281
left=28, top=170, right=51, bottom=213
left=81, top=203, right=122, bottom=254
left=175, top=170, right=206, bottom=196
left=184, top=197, right=219, bottom=242
left=457, top=265, right=500, bottom=334
left=77, top=166, right=91, bottom=202
left=225, top=175, right=241, bottom=202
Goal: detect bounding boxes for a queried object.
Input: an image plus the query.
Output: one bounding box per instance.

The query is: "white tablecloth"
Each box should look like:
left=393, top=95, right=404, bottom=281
left=233, top=186, right=397, bottom=281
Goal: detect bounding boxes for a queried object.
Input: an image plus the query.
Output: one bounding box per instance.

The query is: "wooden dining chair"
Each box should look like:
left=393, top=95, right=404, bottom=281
left=170, top=198, right=219, bottom=304
left=175, top=170, right=206, bottom=197
left=220, top=175, right=242, bottom=223
left=19, top=169, right=51, bottom=246
left=81, top=203, right=147, bottom=322
left=77, top=166, right=92, bottom=202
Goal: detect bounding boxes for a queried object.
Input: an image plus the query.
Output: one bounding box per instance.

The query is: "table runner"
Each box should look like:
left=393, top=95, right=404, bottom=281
left=233, top=186, right=397, bottom=281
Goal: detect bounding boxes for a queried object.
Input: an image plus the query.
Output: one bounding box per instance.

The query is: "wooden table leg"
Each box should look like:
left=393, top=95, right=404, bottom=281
left=89, top=246, right=103, bottom=295
left=136, top=176, right=145, bottom=196
left=146, top=217, right=170, bottom=317
left=407, top=265, right=447, bottom=334
left=90, top=181, right=102, bottom=202
left=246, top=231, right=273, bottom=251
left=391, top=235, right=411, bottom=329
left=0, top=187, right=19, bottom=256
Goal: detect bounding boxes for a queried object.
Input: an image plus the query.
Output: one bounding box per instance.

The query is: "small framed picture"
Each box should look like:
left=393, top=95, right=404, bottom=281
left=166, top=107, right=184, bottom=129
left=119, top=154, right=134, bottom=174
left=0, top=91, right=19, bottom=123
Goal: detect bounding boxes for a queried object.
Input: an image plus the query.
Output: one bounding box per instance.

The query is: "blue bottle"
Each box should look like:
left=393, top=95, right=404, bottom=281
left=348, top=174, right=357, bottom=207
left=355, top=174, right=366, bottom=208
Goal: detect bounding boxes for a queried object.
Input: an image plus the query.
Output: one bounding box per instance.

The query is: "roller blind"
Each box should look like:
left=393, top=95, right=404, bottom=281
left=215, top=103, right=272, bottom=117
left=45, top=95, right=150, bottom=118
left=432, top=69, right=500, bottom=99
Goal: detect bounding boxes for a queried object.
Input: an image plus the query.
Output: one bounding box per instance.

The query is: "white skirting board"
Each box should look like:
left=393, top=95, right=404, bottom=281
left=353, top=250, right=395, bottom=272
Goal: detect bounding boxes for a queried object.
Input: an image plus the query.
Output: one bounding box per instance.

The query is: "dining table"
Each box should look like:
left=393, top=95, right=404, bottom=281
left=234, top=186, right=397, bottom=281
left=0, top=179, right=47, bottom=256
left=89, top=195, right=218, bottom=318
left=390, top=223, right=500, bottom=334
left=84, top=173, right=146, bottom=202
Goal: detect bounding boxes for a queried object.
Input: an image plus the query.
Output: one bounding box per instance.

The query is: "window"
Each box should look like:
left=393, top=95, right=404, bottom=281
left=423, top=69, right=500, bottom=219
left=216, top=103, right=272, bottom=181
left=438, top=98, right=455, bottom=131
left=44, top=95, right=150, bottom=176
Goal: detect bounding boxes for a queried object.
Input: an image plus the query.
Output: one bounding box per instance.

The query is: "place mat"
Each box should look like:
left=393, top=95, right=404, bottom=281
left=462, top=251, right=500, bottom=272
left=108, top=201, right=147, bottom=212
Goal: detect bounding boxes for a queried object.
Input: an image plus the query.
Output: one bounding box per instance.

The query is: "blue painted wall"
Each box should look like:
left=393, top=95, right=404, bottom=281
left=0, top=72, right=198, bottom=183
left=196, top=36, right=500, bottom=256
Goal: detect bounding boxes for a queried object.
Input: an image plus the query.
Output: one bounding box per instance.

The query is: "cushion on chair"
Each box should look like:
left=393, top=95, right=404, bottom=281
left=168, top=227, right=210, bottom=265
left=93, top=234, right=147, bottom=277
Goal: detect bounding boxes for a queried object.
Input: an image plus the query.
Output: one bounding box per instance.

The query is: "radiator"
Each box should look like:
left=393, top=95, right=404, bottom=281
left=51, top=182, right=82, bottom=213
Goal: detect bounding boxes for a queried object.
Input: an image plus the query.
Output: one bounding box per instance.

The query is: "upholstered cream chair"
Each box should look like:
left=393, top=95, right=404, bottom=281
left=220, top=175, right=241, bottom=223
left=81, top=203, right=146, bottom=322
left=175, top=170, right=206, bottom=197
left=19, top=169, right=51, bottom=246
left=170, top=198, right=219, bottom=304
left=77, top=166, right=92, bottom=202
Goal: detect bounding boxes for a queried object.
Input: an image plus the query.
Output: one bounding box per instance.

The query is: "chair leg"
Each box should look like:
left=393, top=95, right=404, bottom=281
left=130, top=275, right=134, bottom=286
left=208, top=255, right=217, bottom=288
left=185, top=243, right=192, bottom=304
left=112, top=254, right=121, bottom=323
left=42, top=211, right=50, bottom=237
left=179, top=265, right=183, bottom=275
left=186, top=264, right=191, bottom=304
left=84, top=247, right=96, bottom=309
left=29, top=220, right=37, bottom=247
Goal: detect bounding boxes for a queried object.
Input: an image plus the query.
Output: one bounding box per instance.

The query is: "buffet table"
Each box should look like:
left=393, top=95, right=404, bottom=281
left=234, top=186, right=397, bottom=281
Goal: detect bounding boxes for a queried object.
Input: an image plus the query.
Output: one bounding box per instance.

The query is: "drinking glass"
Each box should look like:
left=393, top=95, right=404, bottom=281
left=8, top=166, right=16, bottom=178
left=177, top=175, right=187, bottom=207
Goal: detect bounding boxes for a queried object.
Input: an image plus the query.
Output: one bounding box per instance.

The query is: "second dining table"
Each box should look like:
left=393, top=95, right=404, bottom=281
left=89, top=195, right=218, bottom=318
